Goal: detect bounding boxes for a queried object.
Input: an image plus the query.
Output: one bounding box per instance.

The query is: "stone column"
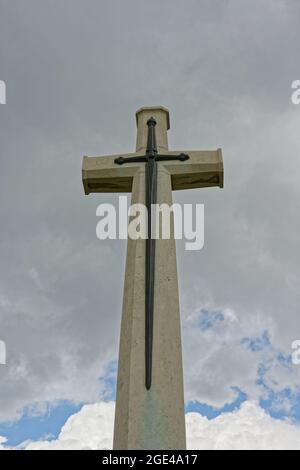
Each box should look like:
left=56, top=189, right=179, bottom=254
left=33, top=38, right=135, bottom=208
left=113, top=107, right=186, bottom=450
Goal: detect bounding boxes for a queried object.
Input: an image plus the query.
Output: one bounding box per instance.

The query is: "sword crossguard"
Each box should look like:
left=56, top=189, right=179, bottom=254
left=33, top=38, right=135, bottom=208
left=155, top=153, right=190, bottom=163
left=114, top=156, right=147, bottom=165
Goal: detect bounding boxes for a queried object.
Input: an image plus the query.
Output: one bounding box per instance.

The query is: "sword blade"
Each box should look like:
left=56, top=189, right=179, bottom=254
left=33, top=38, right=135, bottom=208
left=145, top=158, right=157, bottom=390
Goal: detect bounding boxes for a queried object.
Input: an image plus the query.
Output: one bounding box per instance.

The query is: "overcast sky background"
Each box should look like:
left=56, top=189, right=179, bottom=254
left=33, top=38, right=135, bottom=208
left=0, top=0, right=300, bottom=449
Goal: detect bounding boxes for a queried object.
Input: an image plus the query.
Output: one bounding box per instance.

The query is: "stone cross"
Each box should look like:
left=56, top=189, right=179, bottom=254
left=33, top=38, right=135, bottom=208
left=82, top=106, right=223, bottom=450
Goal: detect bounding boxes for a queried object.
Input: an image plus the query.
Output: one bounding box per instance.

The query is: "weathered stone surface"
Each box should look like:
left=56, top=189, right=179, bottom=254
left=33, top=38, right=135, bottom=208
left=113, top=164, right=186, bottom=449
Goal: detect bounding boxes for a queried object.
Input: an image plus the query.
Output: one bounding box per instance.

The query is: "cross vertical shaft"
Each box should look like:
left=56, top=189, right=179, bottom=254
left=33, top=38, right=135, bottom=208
left=113, top=107, right=186, bottom=449
left=115, top=114, right=189, bottom=391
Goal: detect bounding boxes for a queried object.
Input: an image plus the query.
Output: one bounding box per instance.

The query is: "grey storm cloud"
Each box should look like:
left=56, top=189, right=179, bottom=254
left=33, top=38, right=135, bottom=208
left=0, top=0, right=300, bottom=421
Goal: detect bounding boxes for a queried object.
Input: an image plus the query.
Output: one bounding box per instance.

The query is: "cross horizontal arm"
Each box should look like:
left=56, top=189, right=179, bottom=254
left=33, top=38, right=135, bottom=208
left=82, top=149, right=223, bottom=194
left=82, top=153, right=144, bottom=194
left=160, top=149, right=223, bottom=190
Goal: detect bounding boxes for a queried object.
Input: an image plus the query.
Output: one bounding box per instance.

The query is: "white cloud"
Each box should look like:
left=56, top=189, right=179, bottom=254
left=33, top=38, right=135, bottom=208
left=25, top=402, right=115, bottom=450
left=1, top=401, right=299, bottom=450
left=0, top=437, right=8, bottom=450
left=186, top=401, right=300, bottom=450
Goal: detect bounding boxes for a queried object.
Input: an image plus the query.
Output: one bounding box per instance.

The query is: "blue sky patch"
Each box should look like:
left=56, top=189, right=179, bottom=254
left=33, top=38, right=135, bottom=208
left=241, top=330, right=271, bottom=352
left=198, top=309, right=224, bottom=331
left=260, top=388, right=300, bottom=422
left=0, top=401, right=82, bottom=447
left=186, top=388, right=247, bottom=419
left=98, top=359, right=117, bottom=401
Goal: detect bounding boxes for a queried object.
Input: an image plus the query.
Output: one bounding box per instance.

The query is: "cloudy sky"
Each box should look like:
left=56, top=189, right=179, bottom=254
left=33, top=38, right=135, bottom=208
left=0, top=0, right=300, bottom=450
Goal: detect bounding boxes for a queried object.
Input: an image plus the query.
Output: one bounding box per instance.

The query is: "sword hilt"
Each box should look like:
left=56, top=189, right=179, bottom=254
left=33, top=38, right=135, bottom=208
left=146, top=117, right=157, bottom=157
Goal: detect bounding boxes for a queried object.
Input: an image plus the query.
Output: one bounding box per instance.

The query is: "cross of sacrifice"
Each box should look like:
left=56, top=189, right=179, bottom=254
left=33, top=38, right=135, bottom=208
left=82, top=106, right=223, bottom=450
